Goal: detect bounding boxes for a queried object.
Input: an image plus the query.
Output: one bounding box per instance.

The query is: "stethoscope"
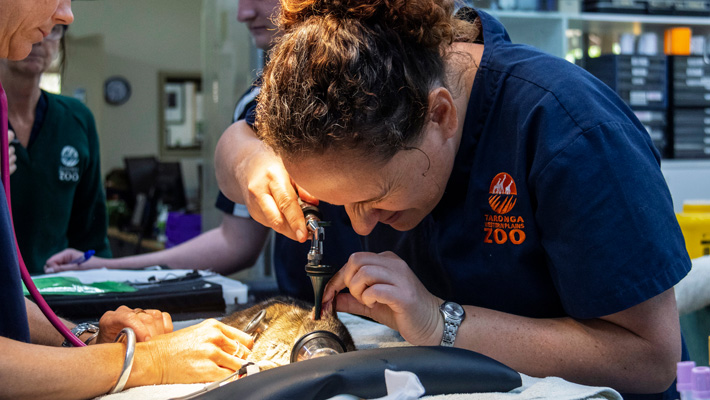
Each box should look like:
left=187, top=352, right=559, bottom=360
left=0, top=88, right=85, bottom=347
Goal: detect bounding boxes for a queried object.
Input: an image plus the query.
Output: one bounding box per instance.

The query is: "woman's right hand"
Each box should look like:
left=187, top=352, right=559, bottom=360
left=131, top=319, right=253, bottom=387
left=215, top=120, right=317, bottom=242
left=44, top=248, right=106, bottom=273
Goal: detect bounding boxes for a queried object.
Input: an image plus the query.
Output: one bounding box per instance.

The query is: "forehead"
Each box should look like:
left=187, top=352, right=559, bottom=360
left=284, top=151, right=393, bottom=205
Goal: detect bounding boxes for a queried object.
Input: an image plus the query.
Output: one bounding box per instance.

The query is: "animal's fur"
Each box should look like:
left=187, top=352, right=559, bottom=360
left=221, top=296, right=356, bottom=369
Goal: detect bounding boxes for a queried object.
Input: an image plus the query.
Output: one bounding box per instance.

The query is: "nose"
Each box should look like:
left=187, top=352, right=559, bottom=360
left=237, top=1, right=257, bottom=22
left=345, top=204, right=380, bottom=236
left=54, top=0, right=74, bottom=25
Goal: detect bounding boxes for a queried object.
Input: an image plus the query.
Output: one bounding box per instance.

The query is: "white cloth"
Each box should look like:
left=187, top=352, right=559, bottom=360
left=675, top=255, right=710, bottom=316
left=94, top=313, right=622, bottom=400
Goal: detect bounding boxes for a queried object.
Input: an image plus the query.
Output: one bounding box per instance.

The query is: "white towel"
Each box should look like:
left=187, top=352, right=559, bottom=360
left=94, top=313, right=622, bottom=399
left=421, top=375, right=621, bottom=400
left=675, top=255, right=710, bottom=315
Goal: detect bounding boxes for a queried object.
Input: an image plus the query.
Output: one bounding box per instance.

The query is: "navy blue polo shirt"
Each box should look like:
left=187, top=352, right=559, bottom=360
left=435, top=9, right=690, bottom=320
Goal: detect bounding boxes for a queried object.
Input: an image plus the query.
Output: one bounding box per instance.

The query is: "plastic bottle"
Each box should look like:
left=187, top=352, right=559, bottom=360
left=693, top=366, right=710, bottom=399
left=678, top=361, right=696, bottom=400
left=676, top=200, right=710, bottom=260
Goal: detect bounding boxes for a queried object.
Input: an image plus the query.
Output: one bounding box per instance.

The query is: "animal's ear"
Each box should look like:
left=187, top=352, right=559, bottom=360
left=323, top=294, right=338, bottom=318
left=312, top=297, right=335, bottom=320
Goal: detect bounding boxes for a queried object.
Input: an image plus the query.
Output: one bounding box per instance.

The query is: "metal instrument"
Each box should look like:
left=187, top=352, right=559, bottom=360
left=301, top=201, right=335, bottom=320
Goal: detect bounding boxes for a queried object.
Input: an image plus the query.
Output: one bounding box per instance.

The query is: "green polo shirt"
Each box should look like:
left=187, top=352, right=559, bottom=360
left=10, top=91, right=111, bottom=274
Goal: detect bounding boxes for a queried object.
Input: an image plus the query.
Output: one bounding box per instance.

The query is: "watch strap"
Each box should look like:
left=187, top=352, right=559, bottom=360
left=439, top=301, right=464, bottom=347
left=62, top=323, right=99, bottom=347
left=440, top=318, right=461, bottom=347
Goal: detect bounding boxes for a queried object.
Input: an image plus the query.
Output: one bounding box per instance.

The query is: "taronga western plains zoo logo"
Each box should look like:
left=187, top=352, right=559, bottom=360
left=58, top=146, right=80, bottom=182
left=483, top=172, right=526, bottom=245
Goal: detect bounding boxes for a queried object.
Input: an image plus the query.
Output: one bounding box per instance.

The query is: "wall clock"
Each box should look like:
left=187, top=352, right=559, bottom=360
left=104, top=76, right=132, bottom=106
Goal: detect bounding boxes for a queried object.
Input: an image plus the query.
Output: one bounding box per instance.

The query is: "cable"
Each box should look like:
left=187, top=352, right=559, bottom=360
left=0, top=86, right=85, bottom=347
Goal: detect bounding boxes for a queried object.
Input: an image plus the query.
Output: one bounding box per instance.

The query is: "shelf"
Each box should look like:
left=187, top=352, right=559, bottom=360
left=486, top=10, right=710, bottom=25
left=483, top=9, right=710, bottom=58
left=573, top=12, right=710, bottom=25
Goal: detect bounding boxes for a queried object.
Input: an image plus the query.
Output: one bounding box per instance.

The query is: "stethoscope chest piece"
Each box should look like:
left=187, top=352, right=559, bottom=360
left=290, top=330, right=348, bottom=364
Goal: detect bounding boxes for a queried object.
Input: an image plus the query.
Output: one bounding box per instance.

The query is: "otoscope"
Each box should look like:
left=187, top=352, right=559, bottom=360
left=300, top=201, right=335, bottom=320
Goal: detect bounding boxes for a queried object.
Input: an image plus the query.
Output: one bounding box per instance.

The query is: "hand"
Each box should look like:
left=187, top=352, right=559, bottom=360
left=135, top=319, right=253, bottom=385
left=96, top=305, right=173, bottom=343
left=7, top=129, right=17, bottom=175
left=215, top=121, right=318, bottom=242
left=322, top=251, right=443, bottom=346
left=44, top=248, right=107, bottom=273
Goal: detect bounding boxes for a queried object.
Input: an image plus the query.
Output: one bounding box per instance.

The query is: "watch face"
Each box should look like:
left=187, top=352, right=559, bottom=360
left=443, top=302, right=465, bottom=318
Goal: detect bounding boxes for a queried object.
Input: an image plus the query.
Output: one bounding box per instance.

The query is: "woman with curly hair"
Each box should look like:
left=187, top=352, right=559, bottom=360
left=215, top=1, right=690, bottom=397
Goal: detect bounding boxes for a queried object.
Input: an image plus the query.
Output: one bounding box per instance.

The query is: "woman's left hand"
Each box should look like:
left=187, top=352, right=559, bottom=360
left=95, top=306, right=173, bottom=343
left=322, top=251, right=443, bottom=346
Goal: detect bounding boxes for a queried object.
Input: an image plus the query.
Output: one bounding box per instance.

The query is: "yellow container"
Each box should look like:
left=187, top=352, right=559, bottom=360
left=676, top=200, right=710, bottom=260
left=664, top=27, right=692, bottom=56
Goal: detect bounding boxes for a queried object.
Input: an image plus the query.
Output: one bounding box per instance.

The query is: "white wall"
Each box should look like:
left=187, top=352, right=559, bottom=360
left=662, top=160, right=710, bottom=214
left=62, top=0, right=205, bottom=205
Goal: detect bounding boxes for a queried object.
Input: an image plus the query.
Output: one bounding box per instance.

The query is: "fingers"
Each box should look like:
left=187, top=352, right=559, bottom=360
left=323, top=252, right=378, bottom=304
left=98, top=306, right=173, bottom=343
left=8, top=145, right=16, bottom=174
left=267, top=177, right=306, bottom=242
left=294, top=182, right=319, bottom=206
left=210, top=319, right=254, bottom=349
left=44, top=249, right=83, bottom=272
left=162, top=311, right=174, bottom=333
left=347, top=264, right=393, bottom=307
left=44, top=262, right=79, bottom=273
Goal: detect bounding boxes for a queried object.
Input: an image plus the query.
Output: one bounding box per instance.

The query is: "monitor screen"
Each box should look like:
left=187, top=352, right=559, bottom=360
left=154, top=162, right=187, bottom=211
left=123, top=156, right=158, bottom=205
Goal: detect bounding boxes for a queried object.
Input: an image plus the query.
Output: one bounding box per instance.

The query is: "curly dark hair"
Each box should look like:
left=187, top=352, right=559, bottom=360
left=255, top=0, right=479, bottom=163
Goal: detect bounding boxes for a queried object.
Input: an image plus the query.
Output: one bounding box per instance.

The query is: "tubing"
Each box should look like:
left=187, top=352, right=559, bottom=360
left=0, top=86, right=85, bottom=347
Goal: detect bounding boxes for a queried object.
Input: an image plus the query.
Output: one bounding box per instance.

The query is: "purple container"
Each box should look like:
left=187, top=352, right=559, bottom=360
left=679, top=361, right=697, bottom=392
left=694, top=366, right=710, bottom=399
left=165, top=212, right=201, bottom=248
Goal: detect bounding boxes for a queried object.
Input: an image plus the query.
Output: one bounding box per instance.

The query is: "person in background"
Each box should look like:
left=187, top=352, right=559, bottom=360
left=0, top=1, right=252, bottom=398
left=214, top=0, right=691, bottom=398
left=0, top=23, right=111, bottom=274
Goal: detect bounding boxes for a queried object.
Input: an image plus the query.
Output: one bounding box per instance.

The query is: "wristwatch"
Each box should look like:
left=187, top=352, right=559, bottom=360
left=62, top=322, right=100, bottom=347
left=439, top=301, right=465, bottom=347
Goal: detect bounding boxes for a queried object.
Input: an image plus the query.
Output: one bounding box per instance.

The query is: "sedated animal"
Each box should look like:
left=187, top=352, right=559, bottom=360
left=221, top=296, right=356, bottom=370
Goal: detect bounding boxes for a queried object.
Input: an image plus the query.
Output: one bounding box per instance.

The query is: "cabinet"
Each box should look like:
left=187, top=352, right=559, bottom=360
left=483, top=9, right=710, bottom=211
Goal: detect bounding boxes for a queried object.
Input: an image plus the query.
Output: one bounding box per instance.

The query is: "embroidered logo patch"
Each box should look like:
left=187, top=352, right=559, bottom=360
left=484, top=172, right=526, bottom=245
left=488, top=172, right=516, bottom=214
left=59, top=146, right=80, bottom=182
left=60, top=146, right=79, bottom=167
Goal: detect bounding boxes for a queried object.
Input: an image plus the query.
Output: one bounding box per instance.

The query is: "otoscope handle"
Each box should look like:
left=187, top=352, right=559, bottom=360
left=307, top=264, right=336, bottom=320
